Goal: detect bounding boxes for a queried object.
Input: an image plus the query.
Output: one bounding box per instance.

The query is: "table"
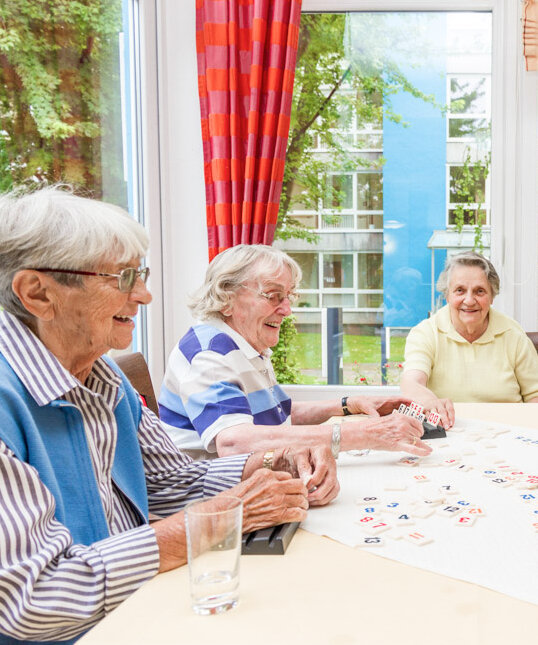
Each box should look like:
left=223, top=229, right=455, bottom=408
left=79, top=404, right=538, bottom=645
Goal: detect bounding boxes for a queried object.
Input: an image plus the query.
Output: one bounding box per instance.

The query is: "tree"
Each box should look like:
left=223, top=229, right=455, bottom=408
left=0, top=0, right=123, bottom=199
left=271, top=315, right=301, bottom=384
left=275, top=13, right=437, bottom=241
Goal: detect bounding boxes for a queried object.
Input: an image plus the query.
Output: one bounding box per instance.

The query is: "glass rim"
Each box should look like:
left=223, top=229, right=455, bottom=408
left=184, top=495, right=243, bottom=516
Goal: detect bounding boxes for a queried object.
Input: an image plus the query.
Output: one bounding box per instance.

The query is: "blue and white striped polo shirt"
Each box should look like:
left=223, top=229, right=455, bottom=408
left=159, top=318, right=292, bottom=453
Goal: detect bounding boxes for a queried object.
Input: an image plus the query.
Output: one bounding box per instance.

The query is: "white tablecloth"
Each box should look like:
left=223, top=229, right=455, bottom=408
left=302, top=416, right=538, bottom=605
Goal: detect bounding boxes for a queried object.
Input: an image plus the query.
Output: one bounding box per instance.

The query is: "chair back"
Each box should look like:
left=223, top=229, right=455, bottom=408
left=527, top=332, right=538, bottom=354
left=114, top=352, right=159, bottom=417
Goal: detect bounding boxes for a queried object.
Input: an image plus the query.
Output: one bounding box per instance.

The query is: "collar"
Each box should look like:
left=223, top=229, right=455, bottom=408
left=435, top=305, right=512, bottom=344
left=0, top=310, right=121, bottom=406
left=203, top=316, right=273, bottom=360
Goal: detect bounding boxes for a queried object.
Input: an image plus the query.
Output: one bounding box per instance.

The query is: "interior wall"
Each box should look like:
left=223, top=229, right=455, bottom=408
left=146, top=0, right=210, bottom=388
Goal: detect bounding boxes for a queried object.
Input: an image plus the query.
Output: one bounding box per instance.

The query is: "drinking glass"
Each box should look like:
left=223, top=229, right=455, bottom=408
left=185, top=495, right=243, bottom=615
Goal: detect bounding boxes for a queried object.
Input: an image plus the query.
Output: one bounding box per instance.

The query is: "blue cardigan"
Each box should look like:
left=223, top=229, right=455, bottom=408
left=0, top=354, right=150, bottom=644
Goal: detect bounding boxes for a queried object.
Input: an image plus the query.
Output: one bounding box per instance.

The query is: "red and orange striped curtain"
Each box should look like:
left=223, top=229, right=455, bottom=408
left=196, top=0, right=302, bottom=260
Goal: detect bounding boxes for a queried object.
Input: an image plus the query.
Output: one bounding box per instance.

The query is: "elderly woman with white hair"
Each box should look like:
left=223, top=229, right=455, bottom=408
left=0, top=186, right=334, bottom=645
left=159, top=244, right=431, bottom=465
left=401, top=251, right=538, bottom=428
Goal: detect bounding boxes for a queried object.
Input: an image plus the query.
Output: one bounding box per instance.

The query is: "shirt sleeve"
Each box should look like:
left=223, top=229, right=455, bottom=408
left=138, top=406, right=249, bottom=516
left=514, top=333, right=538, bottom=401
left=0, top=439, right=160, bottom=642
left=403, top=320, right=436, bottom=378
left=162, top=347, right=255, bottom=451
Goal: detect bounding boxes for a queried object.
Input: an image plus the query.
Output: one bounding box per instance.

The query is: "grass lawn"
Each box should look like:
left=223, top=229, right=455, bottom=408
left=292, top=332, right=406, bottom=370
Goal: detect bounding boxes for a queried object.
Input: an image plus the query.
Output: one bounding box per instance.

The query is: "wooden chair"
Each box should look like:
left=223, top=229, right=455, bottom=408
left=114, top=352, right=162, bottom=522
left=527, top=332, right=538, bottom=354
left=114, top=352, right=159, bottom=417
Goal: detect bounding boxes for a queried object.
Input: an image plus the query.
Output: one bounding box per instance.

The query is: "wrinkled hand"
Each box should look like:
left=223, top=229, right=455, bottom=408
left=272, top=445, right=339, bottom=507
left=230, top=469, right=308, bottom=534
left=345, top=395, right=412, bottom=417
left=425, top=397, right=455, bottom=429
left=348, top=412, right=431, bottom=456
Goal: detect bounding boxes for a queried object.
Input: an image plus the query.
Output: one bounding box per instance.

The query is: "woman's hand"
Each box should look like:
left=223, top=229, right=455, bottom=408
left=424, top=397, right=455, bottom=429
left=343, top=412, right=431, bottom=456
left=271, top=445, right=339, bottom=507
left=231, top=469, right=309, bottom=534
left=344, top=395, right=412, bottom=417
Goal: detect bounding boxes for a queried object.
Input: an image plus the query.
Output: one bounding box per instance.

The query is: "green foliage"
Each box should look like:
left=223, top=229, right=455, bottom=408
left=271, top=315, right=301, bottom=384
left=451, top=148, right=490, bottom=250
left=0, top=0, right=123, bottom=194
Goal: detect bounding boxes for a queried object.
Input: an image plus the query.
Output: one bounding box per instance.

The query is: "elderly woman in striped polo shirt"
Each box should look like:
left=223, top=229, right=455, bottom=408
left=159, top=245, right=431, bottom=463
left=0, top=186, right=336, bottom=645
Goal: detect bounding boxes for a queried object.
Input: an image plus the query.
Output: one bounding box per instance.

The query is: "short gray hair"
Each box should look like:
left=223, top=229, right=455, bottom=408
left=0, top=184, right=149, bottom=321
left=436, top=250, right=500, bottom=298
left=190, top=244, right=302, bottom=320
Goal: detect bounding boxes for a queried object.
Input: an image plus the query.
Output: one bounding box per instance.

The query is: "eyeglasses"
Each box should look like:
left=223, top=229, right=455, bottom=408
left=29, top=267, right=150, bottom=293
left=243, top=285, right=298, bottom=306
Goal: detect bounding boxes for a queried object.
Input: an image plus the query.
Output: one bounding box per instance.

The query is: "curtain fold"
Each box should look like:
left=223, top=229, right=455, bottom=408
left=196, top=0, right=302, bottom=260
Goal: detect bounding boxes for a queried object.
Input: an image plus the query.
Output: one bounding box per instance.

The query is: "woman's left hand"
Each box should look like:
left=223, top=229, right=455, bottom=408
left=344, top=395, right=412, bottom=417
left=272, top=446, right=340, bottom=507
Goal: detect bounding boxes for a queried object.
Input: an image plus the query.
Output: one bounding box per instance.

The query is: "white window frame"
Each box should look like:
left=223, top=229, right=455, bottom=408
left=138, top=0, right=538, bottom=387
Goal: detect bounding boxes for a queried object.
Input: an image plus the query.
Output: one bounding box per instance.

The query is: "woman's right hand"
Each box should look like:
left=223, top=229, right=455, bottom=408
left=343, top=412, right=432, bottom=456
left=230, top=469, right=308, bottom=533
left=424, top=397, right=455, bottom=429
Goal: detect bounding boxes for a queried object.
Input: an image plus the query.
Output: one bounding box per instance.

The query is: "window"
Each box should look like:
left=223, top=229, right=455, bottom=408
left=358, top=252, right=383, bottom=290
left=448, top=75, right=491, bottom=141
left=323, top=174, right=353, bottom=210
left=145, top=1, right=537, bottom=382
left=323, top=254, right=353, bottom=288
left=0, top=1, right=134, bottom=205
left=447, top=163, right=489, bottom=227
left=276, top=9, right=493, bottom=385
left=0, top=0, right=144, bottom=351
left=357, top=172, right=383, bottom=213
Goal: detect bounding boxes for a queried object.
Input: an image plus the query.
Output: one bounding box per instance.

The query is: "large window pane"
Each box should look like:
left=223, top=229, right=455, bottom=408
left=276, top=11, right=492, bottom=386
left=0, top=1, right=143, bottom=350
left=0, top=1, right=131, bottom=206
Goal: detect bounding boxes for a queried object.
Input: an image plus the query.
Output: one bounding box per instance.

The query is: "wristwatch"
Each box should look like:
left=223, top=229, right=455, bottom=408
left=342, top=396, right=352, bottom=416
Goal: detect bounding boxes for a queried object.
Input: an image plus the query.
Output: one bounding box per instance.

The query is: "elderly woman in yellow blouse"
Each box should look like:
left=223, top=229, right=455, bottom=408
left=400, top=251, right=538, bottom=429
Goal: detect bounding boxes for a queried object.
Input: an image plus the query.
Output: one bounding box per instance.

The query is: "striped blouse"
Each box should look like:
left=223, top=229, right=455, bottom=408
left=0, top=311, right=247, bottom=642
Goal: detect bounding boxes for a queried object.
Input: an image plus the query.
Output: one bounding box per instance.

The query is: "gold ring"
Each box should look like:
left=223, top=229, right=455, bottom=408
left=412, top=437, right=417, bottom=445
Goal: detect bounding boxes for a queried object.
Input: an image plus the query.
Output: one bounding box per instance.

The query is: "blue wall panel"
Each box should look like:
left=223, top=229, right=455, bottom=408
left=383, top=14, right=446, bottom=327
